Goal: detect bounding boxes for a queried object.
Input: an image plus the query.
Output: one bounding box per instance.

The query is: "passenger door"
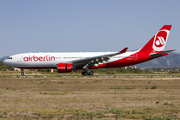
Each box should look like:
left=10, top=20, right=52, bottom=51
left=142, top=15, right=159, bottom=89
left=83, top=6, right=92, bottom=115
left=17, top=56, right=22, bottom=62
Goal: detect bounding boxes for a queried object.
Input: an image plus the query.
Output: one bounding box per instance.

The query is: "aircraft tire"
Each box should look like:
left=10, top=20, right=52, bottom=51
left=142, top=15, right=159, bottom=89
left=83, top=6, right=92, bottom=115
left=82, top=71, right=88, bottom=76
left=21, top=72, right=24, bottom=76
left=89, top=71, right=93, bottom=76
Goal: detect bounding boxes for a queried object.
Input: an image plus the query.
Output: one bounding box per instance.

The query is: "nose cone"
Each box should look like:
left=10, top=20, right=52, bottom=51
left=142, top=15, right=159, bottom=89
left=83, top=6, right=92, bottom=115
left=3, top=59, right=11, bottom=66
left=3, top=59, right=8, bottom=65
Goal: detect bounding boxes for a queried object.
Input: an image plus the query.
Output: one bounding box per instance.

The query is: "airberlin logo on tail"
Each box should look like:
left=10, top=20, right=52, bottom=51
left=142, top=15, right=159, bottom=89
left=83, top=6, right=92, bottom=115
left=23, top=55, right=55, bottom=62
left=153, top=29, right=170, bottom=51
left=156, top=37, right=165, bottom=46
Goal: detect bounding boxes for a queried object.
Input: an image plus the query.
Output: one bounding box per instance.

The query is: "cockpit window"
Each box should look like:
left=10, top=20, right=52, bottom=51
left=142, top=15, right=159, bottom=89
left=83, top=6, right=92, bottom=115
left=8, top=57, right=12, bottom=59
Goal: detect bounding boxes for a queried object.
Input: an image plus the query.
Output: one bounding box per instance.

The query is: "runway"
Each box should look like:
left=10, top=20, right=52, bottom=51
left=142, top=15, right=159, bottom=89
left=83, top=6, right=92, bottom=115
left=5, top=74, right=180, bottom=78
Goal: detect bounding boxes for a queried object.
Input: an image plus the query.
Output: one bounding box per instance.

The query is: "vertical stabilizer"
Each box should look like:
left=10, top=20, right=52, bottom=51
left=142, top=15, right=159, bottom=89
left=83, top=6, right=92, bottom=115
left=140, top=25, right=172, bottom=53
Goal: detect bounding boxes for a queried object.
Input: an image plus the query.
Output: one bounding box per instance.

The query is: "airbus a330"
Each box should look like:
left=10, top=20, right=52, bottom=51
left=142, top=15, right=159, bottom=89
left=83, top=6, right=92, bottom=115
left=1, top=25, right=174, bottom=76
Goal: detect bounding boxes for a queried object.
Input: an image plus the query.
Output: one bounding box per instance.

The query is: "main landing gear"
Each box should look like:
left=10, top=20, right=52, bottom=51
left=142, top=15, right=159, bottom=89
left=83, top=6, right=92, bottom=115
left=21, top=69, right=24, bottom=76
left=81, top=64, right=93, bottom=76
left=81, top=71, right=93, bottom=76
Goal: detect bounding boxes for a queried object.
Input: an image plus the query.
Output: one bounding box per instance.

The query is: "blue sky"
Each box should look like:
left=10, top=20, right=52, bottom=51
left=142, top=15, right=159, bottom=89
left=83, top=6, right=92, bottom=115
left=0, top=0, right=179, bottom=57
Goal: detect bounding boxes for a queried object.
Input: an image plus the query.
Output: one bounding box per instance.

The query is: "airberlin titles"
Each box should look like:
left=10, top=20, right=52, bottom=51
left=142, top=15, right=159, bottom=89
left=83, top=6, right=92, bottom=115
left=23, top=55, right=55, bottom=62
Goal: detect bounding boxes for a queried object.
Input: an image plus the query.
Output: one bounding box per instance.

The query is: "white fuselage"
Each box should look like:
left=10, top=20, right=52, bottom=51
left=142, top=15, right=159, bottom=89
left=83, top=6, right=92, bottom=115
left=3, top=51, right=136, bottom=68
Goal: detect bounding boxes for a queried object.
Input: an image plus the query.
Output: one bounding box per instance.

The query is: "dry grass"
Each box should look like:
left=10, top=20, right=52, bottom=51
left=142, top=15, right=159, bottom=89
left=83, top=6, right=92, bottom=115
left=0, top=77, right=180, bottom=119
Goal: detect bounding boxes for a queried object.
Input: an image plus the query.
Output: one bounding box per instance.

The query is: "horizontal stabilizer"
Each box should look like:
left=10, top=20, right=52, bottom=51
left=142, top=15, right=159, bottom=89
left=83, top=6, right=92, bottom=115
left=150, top=50, right=175, bottom=58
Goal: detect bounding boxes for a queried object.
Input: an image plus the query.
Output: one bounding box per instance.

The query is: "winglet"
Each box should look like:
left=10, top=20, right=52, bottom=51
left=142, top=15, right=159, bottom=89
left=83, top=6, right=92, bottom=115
left=119, top=47, right=128, bottom=53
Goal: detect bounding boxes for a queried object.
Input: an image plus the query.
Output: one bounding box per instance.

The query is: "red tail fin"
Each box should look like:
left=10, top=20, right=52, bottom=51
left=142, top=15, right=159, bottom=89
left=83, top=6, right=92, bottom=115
left=140, top=25, right=172, bottom=53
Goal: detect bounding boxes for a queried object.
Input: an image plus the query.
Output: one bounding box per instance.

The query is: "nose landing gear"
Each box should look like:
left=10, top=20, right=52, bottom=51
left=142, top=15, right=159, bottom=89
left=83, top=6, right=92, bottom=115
left=21, top=69, right=24, bottom=76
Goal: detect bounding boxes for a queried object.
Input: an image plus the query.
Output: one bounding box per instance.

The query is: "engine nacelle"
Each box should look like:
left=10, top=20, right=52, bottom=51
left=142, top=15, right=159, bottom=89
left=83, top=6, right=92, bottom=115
left=57, top=63, right=72, bottom=73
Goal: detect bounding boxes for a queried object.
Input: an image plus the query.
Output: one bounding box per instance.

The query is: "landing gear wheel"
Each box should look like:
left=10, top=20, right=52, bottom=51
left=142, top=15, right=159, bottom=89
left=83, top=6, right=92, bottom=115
left=81, top=71, right=88, bottom=76
left=84, top=72, right=88, bottom=76
left=88, top=71, right=93, bottom=76
left=82, top=71, right=93, bottom=76
left=21, top=72, right=24, bottom=76
left=81, top=71, right=85, bottom=76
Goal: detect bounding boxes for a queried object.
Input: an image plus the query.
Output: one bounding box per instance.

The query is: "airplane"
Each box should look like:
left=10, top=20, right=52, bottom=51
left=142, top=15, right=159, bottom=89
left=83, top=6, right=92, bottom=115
left=1, top=25, right=174, bottom=76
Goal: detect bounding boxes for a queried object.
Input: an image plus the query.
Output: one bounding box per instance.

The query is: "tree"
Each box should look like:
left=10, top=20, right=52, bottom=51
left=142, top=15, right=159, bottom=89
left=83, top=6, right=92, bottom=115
left=0, top=61, right=12, bottom=71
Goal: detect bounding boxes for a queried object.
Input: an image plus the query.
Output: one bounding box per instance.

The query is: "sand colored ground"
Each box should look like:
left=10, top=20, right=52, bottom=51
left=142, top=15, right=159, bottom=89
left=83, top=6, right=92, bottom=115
left=0, top=76, right=179, bottom=119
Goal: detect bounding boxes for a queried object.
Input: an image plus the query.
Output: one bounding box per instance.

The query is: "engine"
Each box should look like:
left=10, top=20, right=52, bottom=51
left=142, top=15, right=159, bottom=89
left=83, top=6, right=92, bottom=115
left=57, top=63, right=72, bottom=73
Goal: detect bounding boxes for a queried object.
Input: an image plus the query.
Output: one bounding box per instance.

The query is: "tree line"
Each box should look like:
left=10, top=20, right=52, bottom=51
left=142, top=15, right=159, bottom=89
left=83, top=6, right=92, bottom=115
left=0, top=61, right=12, bottom=71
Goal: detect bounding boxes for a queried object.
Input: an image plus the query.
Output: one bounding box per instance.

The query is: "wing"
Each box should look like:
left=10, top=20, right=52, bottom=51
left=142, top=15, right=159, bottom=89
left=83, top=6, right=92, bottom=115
left=72, top=47, right=128, bottom=67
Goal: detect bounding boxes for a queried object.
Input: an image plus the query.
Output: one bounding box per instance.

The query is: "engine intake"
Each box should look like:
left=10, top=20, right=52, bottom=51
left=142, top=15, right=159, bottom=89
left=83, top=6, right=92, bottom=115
left=57, top=63, right=72, bottom=73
